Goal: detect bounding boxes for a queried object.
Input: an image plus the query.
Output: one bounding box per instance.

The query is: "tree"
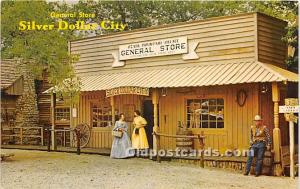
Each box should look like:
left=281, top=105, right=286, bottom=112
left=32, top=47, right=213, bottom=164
left=1, top=0, right=81, bottom=104
left=1, top=1, right=78, bottom=86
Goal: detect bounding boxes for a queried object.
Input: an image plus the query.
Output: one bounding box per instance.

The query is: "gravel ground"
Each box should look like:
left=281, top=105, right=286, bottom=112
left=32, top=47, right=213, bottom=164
left=1, top=149, right=298, bottom=189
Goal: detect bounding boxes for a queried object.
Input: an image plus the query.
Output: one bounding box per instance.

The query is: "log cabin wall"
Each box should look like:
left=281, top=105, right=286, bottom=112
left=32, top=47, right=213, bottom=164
left=36, top=72, right=52, bottom=126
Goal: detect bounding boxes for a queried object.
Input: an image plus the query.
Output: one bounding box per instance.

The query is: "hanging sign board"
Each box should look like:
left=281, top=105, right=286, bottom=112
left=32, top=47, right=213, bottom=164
left=106, top=86, right=149, bottom=97
left=119, top=36, right=188, bottom=60
left=72, top=108, right=77, bottom=118
left=285, top=98, right=299, bottom=106
left=279, top=106, right=299, bottom=113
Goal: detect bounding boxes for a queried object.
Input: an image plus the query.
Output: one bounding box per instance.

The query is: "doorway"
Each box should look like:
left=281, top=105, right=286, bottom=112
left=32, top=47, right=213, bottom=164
left=143, top=100, right=154, bottom=149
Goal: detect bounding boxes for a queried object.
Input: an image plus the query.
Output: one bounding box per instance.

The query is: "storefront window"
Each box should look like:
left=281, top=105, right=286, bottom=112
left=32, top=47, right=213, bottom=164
left=186, top=98, right=224, bottom=128
left=55, top=107, right=70, bottom=122
left=91, top=103, right=113, bottom=127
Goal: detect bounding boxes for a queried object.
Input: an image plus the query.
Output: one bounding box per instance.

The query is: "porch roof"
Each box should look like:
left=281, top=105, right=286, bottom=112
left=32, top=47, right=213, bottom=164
left=1, top=59, right=22, bottom=90
left=78, top=61, right=298, bottom=92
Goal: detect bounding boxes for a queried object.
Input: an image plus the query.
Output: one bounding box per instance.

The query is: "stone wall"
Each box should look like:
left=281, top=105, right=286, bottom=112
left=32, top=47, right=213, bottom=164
left=14, top=61, right=39, bottom=128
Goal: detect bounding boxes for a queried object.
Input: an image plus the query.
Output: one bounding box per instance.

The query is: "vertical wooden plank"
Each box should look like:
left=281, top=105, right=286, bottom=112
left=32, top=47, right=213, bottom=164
left=213, top=135, right=218, bottom=150
left=160, top=92, right=165, bottom=149
left=237, top=87, right=243, bottom=150
left=101, top=132, right=105, bottom=148
left=242, top=85, right=248, bottom=149
left=94, top=131, right=97, bottom=148
left=105, top=132, right=109, bottom=148
left=226, top=86, right=233, bottom=149
left=232, top=86, right=238, bottom=149
left=170, top=89, right=175, bottom=149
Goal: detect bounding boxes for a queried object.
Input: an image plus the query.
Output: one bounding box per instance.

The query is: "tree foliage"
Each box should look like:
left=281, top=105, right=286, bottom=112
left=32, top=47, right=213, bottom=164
left=1, top=1, right=78, bottom=86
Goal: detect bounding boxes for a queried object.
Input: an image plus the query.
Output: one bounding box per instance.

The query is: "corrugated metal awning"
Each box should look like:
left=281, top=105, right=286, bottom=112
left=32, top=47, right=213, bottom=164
left=78, top=61, right=298, bottom=92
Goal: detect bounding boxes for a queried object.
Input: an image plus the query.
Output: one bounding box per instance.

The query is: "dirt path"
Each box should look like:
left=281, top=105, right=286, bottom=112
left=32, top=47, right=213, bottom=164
left=1, top=149, right=297, bottom=189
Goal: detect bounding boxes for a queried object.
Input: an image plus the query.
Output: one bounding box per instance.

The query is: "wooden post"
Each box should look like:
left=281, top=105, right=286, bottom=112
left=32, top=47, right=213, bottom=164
left=20, top=127, right=23, bottom=145
left=281, top=98, right=298, bottom=179
left=76, top=129, right=81, bottom=155
left=289, top=120, right=295, bottom=178
left=152, top=89, right=159, bottom=151
left=63, top=129, right=66, bottom=147
left=41, top=127, right=44, bottom=146
left=47, top=127, right=51, bottom=152
left=50, top=93, right=57, bottom=151
left=70, top=104, right=73, bottom=129
left=198, top=131, right=205, bottom=168
left=70, top=104, right=74, bottom=147
left=110, top=96, right=115, bottom=126
left=154, top=132, right=161, bottom=163
left=272, top=82, right=282, bottom=176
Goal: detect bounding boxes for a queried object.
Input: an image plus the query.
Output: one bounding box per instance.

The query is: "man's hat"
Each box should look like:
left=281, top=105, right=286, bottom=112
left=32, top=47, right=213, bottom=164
left=254, top=115, right=262, bottom=121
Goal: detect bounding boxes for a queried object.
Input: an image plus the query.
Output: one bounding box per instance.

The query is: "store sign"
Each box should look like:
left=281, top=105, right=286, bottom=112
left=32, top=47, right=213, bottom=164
left=106, top=86, right=149, bottom=97
left=119, top=37, right=188, bottom=60
left=279, top=106, right=299, bottom=113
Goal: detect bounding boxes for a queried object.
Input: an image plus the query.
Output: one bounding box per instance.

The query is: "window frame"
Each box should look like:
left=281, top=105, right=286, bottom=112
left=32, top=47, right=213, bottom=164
left=54, top=106, right=70, bottom=125
left=90, top=101, right=113, bottom=129
left=184, top=95, right=226, bottom=132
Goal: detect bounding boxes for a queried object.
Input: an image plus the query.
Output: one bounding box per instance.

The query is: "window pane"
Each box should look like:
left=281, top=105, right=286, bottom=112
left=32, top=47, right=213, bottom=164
left=217, top=99, right=224, bottom=105
left=209, top=122, right=217, bottom=128
left=91, top=103, right=112, bottom=127
left=202, top=121, right=208, bottom=128
left=217, top=122, right=224, bottom=128
left=209, top=115, right=216, bottom=121
left=186, top=98, right=224, bottom=129
left=202, top=114, right=208, bottom=121
left=209, top=99, right=217, bottom=105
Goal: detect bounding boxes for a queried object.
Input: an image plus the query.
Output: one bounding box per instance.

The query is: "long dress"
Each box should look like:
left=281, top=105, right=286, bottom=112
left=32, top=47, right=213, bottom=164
left=110, top=121, right=134, bottom=158
left=132, top=116, right=149, bottom=149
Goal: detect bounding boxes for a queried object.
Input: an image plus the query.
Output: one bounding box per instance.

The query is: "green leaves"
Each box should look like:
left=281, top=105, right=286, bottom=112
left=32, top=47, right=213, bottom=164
left=1, top=1, right=80, bottom=104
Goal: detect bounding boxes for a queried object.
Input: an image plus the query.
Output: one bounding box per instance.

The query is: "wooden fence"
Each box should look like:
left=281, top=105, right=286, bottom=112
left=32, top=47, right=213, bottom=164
left=1, top=127, right=44, bottom=145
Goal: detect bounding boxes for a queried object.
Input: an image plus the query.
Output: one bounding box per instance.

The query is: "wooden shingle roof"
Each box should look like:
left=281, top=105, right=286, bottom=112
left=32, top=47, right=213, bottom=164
left=1, top=59, right=22, bottom=90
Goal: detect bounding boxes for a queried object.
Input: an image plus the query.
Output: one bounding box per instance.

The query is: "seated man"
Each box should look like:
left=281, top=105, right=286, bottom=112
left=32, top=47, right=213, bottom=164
left=244, top=115, right=272, bottom=177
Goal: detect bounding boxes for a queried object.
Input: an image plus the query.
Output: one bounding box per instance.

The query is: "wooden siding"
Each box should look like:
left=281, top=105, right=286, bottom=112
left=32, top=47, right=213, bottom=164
left=75, top=91, right=144, bottom=149
left=257, top=13, right=287, bottom=67
left=37, top=72, right=52, bottom=125
left=71, top=13, right=256, bottom=76
left=74, top=83, right=294, bottom=151
left=4, top=77, right=24, bottom=95
left=159, top=84, right=260, bottom=151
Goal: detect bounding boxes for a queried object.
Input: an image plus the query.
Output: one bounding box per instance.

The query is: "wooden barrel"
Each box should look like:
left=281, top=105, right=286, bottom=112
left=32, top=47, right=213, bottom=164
left=176, top=129, right=193, bottom=151
left=250, top=150, right=273, bottom=175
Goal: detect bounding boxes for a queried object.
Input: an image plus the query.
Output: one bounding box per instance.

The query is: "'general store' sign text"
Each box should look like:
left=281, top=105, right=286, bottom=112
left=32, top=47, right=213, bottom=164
left=119, top=37, right=188, bottom=60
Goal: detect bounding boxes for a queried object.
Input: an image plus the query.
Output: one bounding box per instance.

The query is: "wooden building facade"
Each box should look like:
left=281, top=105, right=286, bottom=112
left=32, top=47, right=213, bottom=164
left=49, top=13, right=298, bottom=174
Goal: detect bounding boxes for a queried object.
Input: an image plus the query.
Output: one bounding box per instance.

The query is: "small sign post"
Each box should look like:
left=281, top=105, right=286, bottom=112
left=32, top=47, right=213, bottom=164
left=279, top=98, right=299, bottom=179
